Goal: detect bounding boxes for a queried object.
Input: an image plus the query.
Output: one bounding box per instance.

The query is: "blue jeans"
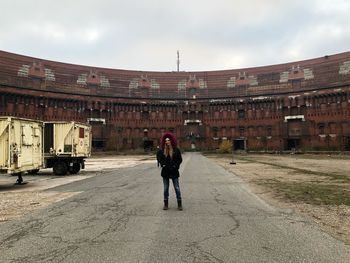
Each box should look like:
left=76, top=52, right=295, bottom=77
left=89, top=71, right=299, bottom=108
left=163, top=177, right=182, bottom=201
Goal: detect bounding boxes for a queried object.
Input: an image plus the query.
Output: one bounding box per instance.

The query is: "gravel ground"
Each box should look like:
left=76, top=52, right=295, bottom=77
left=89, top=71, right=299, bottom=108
left=208, top=153, right=350, bottom=245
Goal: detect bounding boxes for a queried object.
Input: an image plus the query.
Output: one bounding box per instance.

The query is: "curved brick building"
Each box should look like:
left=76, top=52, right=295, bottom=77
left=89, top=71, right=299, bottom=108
left=0, top=50, right=350, bottom=151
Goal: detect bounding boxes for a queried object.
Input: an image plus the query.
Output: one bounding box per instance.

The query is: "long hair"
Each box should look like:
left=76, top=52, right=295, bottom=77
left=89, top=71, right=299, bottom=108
left=164, top=143, right=174, bottom=158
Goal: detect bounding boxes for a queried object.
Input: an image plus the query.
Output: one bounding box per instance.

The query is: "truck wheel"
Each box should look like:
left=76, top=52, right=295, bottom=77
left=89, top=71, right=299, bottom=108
left=69, top=163, right=81, bottom=174
left=27, top=169, right=40, bottom=175
left=53, top=161, right=68, bottom=175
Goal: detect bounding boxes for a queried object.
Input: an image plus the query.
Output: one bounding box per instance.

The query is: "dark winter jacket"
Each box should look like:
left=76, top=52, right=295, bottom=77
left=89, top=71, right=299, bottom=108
left=157, top=148, right=182, bottom=178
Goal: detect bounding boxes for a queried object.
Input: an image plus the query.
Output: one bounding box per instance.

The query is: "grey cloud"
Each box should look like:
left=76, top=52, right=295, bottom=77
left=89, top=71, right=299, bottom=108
left=0, top=0, right=349, bottom=71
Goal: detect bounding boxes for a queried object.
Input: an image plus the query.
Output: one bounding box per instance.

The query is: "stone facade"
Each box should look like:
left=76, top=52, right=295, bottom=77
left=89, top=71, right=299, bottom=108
left=0, top=50, right=349, bottom=151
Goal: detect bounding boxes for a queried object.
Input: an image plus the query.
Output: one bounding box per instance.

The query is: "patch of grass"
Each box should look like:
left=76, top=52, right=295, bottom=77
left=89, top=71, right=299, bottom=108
left=256, top=179, right=350, bottom=206
left=238, top=157, right=350, bottom=182
left=294, top=154, right=350, bottom=161
left=287, top=170, right=349, bottom=182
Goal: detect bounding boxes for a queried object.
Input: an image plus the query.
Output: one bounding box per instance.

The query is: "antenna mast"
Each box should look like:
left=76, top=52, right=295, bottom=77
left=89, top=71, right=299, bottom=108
left=177, top=50, right=180, bottom=72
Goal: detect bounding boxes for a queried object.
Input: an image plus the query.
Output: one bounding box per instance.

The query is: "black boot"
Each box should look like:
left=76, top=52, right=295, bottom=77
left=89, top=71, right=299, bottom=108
left=177, top=199, right=183, bottom=211
left=163, top=200, right=168, bottom=210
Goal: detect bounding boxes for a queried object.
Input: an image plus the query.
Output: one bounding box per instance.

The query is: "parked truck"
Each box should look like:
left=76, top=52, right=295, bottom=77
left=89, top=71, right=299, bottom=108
left=43, top=121, right=92, bottom=176
left=0, top=116, right=91, bottom=184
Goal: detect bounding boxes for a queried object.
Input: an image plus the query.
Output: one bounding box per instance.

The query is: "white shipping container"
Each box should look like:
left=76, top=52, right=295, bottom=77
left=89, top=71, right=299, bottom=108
left=44, top=121, right=91, bottom=158
left=0, top=117, right=44, bottom=175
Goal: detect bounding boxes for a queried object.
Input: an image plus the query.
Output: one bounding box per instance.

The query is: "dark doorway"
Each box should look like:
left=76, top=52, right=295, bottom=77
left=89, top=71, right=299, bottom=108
left=345, top=137, right=350, bottom=151
left=44, top=123, right=53, bottom=153
left=92, top=140, right=105, bottom=149
left=286, top=139, right=300, bottom=151
left=234, top=139, right=245, bottom=150
left=143, top=140, right=154, bottom=152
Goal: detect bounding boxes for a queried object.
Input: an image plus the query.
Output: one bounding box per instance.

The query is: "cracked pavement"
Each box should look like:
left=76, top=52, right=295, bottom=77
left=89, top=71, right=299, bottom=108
left=0, top=152, right=349, bottom=262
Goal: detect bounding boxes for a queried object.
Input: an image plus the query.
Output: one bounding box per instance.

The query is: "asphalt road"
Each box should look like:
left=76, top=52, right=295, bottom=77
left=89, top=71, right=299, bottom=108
left=0, top=152, right=349, bottom=263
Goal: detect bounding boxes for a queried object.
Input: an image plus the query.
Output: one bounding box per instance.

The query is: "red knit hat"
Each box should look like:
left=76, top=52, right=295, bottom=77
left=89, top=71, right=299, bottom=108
left=160, top=132, right=177, bottom=150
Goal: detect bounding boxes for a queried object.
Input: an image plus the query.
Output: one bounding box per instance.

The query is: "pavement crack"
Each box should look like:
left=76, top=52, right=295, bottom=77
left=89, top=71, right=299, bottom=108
left=9, top=244, right=79, bottom=263
left=1, top=218, right=48, bottom=249
left=183, top=210, right=240, bottom=263
left=226, top=210, right=240, bottom=235
left=212, top=188, right=227, bottom=206
left=184, top=241, right=224, bottom=263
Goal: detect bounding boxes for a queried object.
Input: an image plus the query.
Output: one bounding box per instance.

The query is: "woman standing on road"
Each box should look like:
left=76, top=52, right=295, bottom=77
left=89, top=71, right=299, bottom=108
left=157, top=132, right=183, bottom=210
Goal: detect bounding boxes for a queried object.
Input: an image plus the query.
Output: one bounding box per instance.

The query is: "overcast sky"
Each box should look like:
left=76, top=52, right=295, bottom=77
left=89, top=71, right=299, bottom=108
left=1, top=0, right=349, bottom=72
